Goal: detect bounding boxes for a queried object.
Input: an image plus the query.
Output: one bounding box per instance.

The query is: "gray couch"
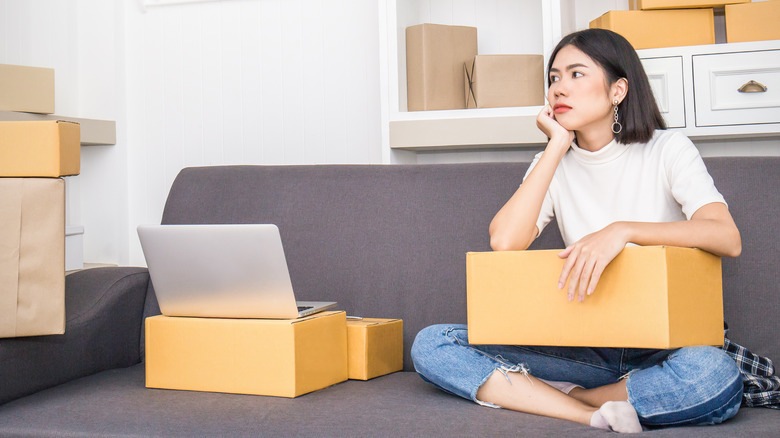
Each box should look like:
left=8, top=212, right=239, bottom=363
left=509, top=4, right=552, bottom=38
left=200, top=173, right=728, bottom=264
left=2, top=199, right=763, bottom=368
left=1, top=158, right=778, bottom=436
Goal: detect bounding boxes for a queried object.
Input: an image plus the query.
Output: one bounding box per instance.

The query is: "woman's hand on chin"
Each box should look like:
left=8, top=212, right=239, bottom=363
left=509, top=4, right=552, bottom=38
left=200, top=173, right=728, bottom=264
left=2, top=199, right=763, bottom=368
left=557, top=222, right=630, bottom=303
left=536, top=104, right=575, bottom=148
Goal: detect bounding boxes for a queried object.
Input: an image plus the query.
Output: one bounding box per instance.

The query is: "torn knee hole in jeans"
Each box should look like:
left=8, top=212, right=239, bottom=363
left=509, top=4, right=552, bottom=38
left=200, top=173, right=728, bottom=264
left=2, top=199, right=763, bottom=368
left=474, top=362, right=533, bottom=409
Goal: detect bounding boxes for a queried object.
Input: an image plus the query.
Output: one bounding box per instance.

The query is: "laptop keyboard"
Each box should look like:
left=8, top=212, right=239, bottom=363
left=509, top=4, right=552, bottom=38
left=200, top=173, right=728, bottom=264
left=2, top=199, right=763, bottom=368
left=297, top=306, right=314, bottom=312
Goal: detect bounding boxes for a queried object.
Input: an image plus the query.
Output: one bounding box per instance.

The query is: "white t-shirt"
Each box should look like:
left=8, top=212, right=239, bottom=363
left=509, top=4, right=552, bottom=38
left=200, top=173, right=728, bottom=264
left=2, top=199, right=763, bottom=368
left=524, top=130, right=726, bottom=247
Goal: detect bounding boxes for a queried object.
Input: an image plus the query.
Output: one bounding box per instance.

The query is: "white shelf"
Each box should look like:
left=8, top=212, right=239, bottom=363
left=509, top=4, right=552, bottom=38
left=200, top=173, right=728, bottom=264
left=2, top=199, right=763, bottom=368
left=0, top=111, right=116, bottom=146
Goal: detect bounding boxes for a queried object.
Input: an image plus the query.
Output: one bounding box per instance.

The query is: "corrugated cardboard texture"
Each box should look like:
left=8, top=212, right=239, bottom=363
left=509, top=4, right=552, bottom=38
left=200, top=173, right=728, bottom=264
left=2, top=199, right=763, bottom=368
left=630, top=0, right=749, bottom=9
left=590, top=9, right=715, bottom=50
left=725, top=1, right=780, bottom=43
left=145, top=311, right=348, bottom=397
left=0, top=121, right=80, bottom=177
left=467, top=246, right=723, bottom=348
left=465, top=55, right=544, bottom=109
left=406, top=23, right=477, bottom=111
left=0, top=178, right=66, bottom=338
left=346, top=318, right=403, bottom=380
left=0, top=64, right=54, bottom=114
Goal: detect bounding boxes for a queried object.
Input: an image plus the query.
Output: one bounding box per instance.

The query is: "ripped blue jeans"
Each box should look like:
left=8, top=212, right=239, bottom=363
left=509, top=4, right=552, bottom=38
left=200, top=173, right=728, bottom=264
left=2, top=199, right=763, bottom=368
left=411, top=324, right=742, bottom=427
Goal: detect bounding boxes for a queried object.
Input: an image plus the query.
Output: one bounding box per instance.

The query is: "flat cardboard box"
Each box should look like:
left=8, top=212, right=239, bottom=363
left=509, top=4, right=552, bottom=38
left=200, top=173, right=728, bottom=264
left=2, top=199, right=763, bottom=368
left=0, top=64, right=54, bottom=114
left=145, top=311, right=348, bottom=398
left=0, top=121, right=80, bottom=177
left=630, top=0, right=750, bottom=9
left=347, top=318, right=403, bottom=380
left=467, top=246, right=723, bottom=348
left=406, top=23, right=478, bottom=111
left=590, top=9, right=715, bottom=50
left=465, top=55, right=545, bottom=109
left=0, top=178, right=66, bottom=338
left=725, top=1, right=780, bottom=43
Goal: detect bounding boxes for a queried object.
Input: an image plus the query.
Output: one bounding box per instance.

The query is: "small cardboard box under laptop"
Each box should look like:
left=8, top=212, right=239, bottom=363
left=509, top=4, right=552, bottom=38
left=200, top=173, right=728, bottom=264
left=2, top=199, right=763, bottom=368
left=467, top=246, right=724, bottom=348
left=141, top=224, right=402, bottom=398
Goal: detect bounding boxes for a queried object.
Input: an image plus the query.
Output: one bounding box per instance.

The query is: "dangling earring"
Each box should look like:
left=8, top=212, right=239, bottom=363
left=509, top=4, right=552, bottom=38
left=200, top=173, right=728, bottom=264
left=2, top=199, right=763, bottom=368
left=611, top=100, right=622, bottom=134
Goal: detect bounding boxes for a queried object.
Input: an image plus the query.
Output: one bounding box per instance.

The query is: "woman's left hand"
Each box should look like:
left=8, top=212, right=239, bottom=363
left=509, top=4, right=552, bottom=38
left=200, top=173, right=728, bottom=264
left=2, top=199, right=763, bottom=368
left=557, top=222, right=630, bottom=302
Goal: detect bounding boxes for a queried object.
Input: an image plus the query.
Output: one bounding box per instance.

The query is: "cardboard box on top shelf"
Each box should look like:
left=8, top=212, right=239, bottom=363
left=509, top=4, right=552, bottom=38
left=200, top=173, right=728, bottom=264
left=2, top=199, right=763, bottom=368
left=725, top=1, right=780, bottom=43
left=0, top=63, right=54, bottom=114
left=590, top=9, right=715, bottom=50
left=0, top=121, right=80, bottom=177
left=465, top=55, right=545, bottom=109
left=346, top=318, right=403, bottom=380
left=406, top=23, right=478, bottom=111
left=145, top=311, right=348, bottom=398
left=467, top=246, right=723, bottom=348
left=0, top=178, right=65, bottom=338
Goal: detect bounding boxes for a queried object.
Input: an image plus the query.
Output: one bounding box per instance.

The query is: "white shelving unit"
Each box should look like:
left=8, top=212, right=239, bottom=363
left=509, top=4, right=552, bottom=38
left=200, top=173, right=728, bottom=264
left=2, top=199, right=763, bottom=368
left=379, top=0, right=780, bottom=163
left=379, top=0, right=570, bottom=162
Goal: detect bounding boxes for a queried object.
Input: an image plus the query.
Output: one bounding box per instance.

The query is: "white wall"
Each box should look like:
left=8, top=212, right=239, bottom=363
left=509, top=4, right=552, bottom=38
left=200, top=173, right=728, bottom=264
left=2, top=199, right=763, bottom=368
left=1, top=0, right=777, bottom=267
left=2, top=0, right=383, bottom=266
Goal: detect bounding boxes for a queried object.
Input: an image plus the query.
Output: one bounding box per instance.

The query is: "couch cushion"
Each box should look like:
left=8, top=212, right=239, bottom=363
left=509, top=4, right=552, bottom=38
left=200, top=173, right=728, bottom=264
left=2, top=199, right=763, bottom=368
left=0, top=365, right=778, bottom=437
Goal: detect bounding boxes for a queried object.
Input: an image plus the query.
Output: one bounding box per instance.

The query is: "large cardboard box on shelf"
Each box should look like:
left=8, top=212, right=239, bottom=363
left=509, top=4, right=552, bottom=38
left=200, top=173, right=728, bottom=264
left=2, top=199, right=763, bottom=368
left=467, top=246, right=723, bottom=348
left=406, top=23, right=478, bottom=111
left=0, top=178, right=66, bottom=338
left=0, top=121, right=80, bottom=177
left=347, top=318, right=403, bottom=380
left=145, top=311, right=348, bottom=398
left=590, top=9, right=715, bottom=50
left=725, top=1, right=780, bottom=43
left=0, top=63, right=55, bottom=114
left=464, top=55, right=545, bottom=109
left=629, top=0, right=750, bottom=9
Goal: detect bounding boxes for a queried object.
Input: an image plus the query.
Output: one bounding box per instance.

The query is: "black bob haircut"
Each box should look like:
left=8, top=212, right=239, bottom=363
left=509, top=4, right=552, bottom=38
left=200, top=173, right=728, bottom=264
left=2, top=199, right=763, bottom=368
left=547, top=28, right=666, bottom=144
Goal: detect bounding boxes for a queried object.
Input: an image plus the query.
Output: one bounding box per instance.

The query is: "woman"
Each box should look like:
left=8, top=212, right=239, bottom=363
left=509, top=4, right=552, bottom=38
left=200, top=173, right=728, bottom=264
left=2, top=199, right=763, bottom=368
left=411, top=29, right=744, bottom=433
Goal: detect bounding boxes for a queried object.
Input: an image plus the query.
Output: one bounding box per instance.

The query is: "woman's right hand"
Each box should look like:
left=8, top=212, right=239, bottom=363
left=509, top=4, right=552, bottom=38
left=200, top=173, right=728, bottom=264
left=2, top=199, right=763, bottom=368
left=536, top=105, right=574, bottom=148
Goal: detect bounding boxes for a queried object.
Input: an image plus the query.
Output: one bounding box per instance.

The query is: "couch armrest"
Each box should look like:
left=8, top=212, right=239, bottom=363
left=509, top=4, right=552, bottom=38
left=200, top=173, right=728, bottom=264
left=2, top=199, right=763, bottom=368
left=0, top=267, right=150, bottom=405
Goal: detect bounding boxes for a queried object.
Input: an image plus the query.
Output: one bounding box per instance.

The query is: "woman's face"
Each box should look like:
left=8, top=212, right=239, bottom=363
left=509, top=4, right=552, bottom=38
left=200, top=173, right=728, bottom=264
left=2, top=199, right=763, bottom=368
left=547, top=45, right=616, bottom=135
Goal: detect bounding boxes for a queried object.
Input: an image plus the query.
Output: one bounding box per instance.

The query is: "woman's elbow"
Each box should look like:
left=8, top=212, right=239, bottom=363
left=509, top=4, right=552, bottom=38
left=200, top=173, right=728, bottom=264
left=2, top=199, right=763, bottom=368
left=719, top=228, right=742, bottom=258
left=489, top=233, right=530, bottom=252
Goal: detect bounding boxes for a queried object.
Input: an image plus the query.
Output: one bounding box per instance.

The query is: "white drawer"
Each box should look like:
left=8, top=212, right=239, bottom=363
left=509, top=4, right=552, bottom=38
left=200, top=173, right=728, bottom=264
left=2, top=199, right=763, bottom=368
left=693, top=49, right=780, bottom=127
left=641, top=56, right=686, bottom=129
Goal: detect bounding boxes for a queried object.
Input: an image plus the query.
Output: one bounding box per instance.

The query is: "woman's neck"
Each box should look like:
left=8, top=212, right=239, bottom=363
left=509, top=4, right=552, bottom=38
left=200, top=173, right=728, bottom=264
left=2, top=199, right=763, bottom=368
left=574, top=126, right=615, bottom=152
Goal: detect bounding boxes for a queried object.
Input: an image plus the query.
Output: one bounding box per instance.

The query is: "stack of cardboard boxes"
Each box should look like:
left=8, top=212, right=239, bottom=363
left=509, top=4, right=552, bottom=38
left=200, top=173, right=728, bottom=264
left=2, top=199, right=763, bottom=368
left=405, top=23, right=544, bottom=111
left=0, top=63, right=80, bottom=338
left=145, top=313, right=404, bottom=397
left=590, top=0, right=780, bottom=49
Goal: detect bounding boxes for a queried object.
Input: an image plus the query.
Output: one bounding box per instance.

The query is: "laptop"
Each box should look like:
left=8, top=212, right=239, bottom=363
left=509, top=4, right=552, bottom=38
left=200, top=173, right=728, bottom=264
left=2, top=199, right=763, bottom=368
left=137, top=224, right=337, bottom=319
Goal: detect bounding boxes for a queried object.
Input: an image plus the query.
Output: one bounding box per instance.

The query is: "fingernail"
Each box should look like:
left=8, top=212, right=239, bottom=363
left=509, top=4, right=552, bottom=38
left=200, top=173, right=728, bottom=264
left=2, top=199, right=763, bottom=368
left=587, top=288, right=594, bottom=295
left=567, top=294, right=573, bottom=301
left=579, top=295, right=584, bottom=302
left=558, top=282, right=564, bottom=289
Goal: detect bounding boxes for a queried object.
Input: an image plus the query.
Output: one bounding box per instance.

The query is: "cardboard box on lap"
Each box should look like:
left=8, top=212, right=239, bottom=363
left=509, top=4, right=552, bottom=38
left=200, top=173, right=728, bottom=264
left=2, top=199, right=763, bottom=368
left=465, top=55, right=545, bottom=109
left=629, top=0, right=750, bottom=10
left=467, top=246, right=724, bottom=349
left=725, top=1, right=780, bottom=43
left=145, top=311, right=348, bottom=398
left=0, top=121, right=80, bottom=177
left=347, top=318, right=403, bottom=380
left=0, top=63, right=55, bottom=114
left=0, top=178, right=66, bottom=338
left=590, top=9, right=715, bottom=50
left=406, top=23, right=478, bottom=111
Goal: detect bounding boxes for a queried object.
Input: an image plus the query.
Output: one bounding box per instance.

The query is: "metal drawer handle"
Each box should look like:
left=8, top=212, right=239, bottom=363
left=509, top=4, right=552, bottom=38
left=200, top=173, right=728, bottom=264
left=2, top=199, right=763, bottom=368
left=738, top=80, right=767, bottom=93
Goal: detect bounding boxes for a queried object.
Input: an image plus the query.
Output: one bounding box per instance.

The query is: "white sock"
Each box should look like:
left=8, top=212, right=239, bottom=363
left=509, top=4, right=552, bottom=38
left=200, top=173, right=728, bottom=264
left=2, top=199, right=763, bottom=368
left=537, top=378, right=583, bottom=394
left=590, top=401, right=642, bottom=433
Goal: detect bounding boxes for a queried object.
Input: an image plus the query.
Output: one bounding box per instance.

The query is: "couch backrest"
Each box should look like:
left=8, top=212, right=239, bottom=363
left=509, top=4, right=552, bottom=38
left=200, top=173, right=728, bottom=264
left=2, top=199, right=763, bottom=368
left=153, top=159, right=780, bottom=370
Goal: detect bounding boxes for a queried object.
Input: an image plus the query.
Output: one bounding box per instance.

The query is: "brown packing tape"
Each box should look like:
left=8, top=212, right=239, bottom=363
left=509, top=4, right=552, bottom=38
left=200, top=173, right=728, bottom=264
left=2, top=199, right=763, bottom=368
left=0, top=180, right=24, bottom=336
